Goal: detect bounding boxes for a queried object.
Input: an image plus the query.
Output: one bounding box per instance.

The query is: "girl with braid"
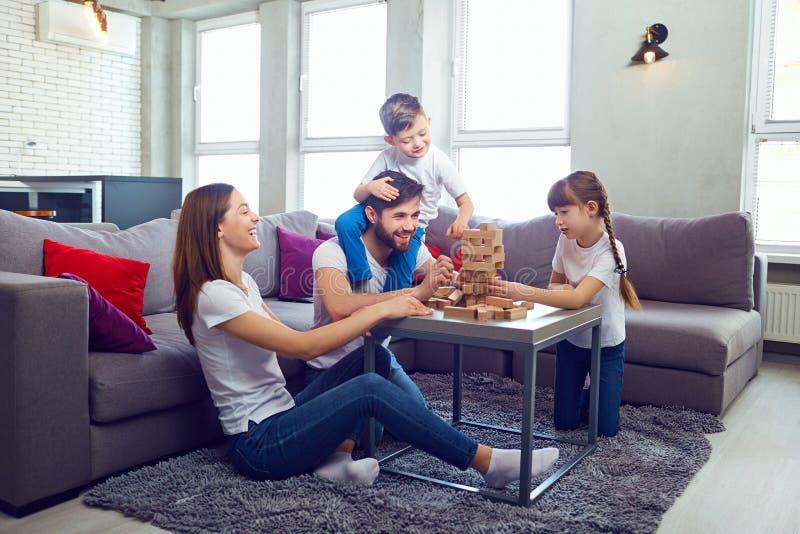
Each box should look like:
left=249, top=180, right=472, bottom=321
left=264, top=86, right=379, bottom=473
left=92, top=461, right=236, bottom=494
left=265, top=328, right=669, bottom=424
left=488, top=171, right=640, bottom=436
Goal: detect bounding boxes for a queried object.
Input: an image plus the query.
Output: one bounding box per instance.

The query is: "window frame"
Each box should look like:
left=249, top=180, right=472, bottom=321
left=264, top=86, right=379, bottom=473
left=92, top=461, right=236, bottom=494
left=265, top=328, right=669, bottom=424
left=194, top=11, right=261, bottom=157
left=743, top=0, right=800, bottom=263
left=450, top=0, right=573, bottom=149
left=299, top=0, right=388, bottom=153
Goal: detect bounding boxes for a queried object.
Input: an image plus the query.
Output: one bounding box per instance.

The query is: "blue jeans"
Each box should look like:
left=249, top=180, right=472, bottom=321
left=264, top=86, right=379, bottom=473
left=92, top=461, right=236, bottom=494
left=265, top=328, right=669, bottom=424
left=553, top=340, right=625, bottom=437
left=304, top=349, right=427, bottom=444
left=228, top=345, right=478, bottom=480
left=335, top=203, right=425, bottom=290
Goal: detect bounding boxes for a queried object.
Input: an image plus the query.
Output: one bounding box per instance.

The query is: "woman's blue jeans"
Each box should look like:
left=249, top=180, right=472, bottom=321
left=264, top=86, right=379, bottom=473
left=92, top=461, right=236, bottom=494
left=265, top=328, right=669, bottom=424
left=553, top=339, right=625, bottom=437
left=228, top=345, right=478, bottom=480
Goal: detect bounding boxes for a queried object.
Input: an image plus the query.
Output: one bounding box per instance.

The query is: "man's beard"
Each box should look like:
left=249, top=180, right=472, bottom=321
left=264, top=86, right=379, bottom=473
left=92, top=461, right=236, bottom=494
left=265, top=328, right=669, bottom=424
left=375, top=218, right=412, bottom=252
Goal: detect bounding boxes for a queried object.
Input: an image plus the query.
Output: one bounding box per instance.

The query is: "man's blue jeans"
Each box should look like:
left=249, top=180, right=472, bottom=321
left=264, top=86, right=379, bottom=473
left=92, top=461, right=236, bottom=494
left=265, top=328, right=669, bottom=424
left=335, top=203, right=425, bottom=290
left=553, top=339, right=625, bottom=437
left=304, top=349, right=427, bottom=445
left=228, top=345, right=478, bottom=480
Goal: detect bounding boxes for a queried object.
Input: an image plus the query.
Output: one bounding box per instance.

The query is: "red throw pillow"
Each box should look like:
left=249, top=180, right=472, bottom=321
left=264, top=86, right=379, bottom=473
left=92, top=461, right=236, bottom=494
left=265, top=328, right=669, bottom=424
left=44, top=239, right=151, bottom=334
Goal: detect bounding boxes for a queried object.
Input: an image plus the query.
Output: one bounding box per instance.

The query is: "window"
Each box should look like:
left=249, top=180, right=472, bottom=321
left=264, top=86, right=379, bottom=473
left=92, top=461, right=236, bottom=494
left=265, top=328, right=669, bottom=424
left=746, top=0, right=800, bottom=259
left=300, top=0, right=387, bottom=219
left=453, top=0, right=572, bottom=219
left=196, top=13, right=261, bottom=211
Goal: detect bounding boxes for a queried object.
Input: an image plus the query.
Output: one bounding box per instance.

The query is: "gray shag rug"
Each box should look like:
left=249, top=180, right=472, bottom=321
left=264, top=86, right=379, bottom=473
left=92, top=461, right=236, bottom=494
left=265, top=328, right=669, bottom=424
left=84, top=373, right=724, bottom=533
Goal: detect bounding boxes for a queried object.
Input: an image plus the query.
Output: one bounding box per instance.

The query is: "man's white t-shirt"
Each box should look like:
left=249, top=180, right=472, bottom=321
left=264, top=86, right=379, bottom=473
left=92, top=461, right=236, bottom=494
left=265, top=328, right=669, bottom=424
left=362, top=144, right=467, bottom=227
left=193, top=273, right=295, bottom=435
left=552, top=233, right=627, bottom=349
left=309, top=236, right=432, bottom=370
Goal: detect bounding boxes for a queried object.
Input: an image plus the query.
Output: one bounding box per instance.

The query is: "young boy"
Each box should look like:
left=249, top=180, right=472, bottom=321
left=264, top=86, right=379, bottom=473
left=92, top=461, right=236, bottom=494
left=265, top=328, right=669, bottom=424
left=335, top=93, right=474, bottom=291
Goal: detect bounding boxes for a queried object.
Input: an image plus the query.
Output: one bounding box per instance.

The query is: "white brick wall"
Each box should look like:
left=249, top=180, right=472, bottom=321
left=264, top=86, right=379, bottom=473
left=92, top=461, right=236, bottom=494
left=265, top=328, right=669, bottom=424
left=0, top=0, right=141, bottom=176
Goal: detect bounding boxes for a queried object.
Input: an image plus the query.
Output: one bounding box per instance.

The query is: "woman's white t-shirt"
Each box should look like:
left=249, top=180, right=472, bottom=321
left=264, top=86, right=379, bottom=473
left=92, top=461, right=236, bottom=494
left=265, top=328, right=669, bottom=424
left=192, top=273, right=295, bottom=435
left=552, top=233, right=626, bottom=349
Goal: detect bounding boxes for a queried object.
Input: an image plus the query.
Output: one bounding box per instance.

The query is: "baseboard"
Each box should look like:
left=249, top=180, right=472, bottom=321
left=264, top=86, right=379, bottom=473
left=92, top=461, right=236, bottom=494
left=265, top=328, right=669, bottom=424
left=0, top=487, right=80, bottom=518
left=764, top=340, right=800, bottom=356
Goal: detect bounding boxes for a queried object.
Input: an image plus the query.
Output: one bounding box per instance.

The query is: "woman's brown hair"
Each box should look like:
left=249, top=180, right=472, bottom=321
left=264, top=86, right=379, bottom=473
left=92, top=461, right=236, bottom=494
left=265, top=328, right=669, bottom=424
left=547, top=171, right=641, bottom=310
left=173, top=183, right=234, bottom=345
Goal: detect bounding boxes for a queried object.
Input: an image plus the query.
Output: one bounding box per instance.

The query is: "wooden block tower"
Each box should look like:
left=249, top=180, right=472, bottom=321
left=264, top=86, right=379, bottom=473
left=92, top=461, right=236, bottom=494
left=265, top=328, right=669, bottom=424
left=424, top=222, right=533, bottom=321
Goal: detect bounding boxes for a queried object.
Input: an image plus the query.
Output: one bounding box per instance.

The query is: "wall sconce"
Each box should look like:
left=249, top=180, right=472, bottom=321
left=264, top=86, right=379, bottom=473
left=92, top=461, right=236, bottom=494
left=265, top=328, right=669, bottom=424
left=631, top=23, right=668, bottom=64
left=83, top=0, right=108, bottom=42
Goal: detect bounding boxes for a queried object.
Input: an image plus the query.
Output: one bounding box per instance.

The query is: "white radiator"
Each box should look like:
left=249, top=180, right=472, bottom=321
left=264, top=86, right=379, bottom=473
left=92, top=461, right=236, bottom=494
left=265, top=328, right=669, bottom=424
left=765, top=283, right=800, bottom=344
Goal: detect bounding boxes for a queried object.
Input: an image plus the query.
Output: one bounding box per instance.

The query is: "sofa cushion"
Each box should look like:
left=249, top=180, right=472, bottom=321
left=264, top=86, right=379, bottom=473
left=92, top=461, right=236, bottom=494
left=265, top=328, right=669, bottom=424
left=427, top=206, right=559, bottom=288
left=46, top=240, right=151, bottom=333
left=276, top=226, right=327, bottom=299
left=0, top=210, right=178, bottom=315
left=613, top=212, right=755, bottom=311
left=624, top=300, right=762, bottom=375
left=58, top=273, right=156, bottom=354
left=244, top=211, right=319, bottom=297
left=89, top=313, right=209, bottom=423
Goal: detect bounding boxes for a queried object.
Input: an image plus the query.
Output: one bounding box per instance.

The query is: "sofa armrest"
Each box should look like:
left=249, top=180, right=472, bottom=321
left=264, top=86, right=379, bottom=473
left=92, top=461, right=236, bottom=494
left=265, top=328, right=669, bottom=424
left=0, top=272, right=91, bottom=509
left=753, top=253, right=768, bottom=335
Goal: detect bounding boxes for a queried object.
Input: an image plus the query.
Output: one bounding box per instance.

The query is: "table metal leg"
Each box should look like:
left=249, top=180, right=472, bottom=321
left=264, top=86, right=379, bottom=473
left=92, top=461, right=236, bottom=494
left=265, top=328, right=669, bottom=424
left=519, top=346, right=536, bottom=505
left=453, top=344, right=463, bottom=424
left=364, top=335, right=377, bottom=457
left=588, top=324, right=601, bottom=445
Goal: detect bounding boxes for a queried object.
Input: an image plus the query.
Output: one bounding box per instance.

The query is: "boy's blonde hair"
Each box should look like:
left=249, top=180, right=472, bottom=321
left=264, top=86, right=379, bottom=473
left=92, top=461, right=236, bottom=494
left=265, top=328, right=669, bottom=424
left=379, top=93, right=426, bottom=137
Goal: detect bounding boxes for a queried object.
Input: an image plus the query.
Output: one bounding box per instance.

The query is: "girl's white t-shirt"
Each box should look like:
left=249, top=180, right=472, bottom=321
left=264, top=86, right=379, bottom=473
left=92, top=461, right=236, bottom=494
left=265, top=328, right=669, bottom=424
left=552, top=233, right=626, bottom=349
left=192, top=273, right=295, bottom=435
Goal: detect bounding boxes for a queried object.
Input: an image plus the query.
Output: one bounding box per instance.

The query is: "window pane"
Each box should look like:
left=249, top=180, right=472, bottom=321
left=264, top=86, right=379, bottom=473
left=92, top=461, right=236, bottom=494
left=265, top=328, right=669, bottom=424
left=754, top=141, right=800, bottom=243
left=771, top=0, right=800, bottom=120
left=460, top=0, right=570, bottom=131
left=303, top=151, right=381, bottom=219
left=306, top=3, right=386, bottom=138
left=458, top=146, right=571, bottom=221
left=198, top=154, right=260, bottom=214
left=199, top=23, right=260, bottom=143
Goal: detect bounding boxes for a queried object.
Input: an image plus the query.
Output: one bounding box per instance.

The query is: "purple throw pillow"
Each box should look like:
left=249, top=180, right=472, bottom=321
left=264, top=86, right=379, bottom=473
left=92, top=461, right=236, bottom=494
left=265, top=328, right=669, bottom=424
left=58, top=273, right=156, bottom=353
left=316, top=227, right=336, bottom=241
left=276, top=226, right=327, bottom=299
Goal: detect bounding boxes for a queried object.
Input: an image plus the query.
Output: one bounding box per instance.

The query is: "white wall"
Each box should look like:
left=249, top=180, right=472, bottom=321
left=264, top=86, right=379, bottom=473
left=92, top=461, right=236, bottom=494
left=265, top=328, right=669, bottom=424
left=0, top=0, right=141, bottom=176
left=570, top=0, right=752, bottom=217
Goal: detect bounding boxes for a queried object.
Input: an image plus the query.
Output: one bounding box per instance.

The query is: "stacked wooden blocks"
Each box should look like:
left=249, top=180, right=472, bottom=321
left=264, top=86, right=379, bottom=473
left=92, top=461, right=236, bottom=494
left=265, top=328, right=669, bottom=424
left=424, top=222, right=533, bottom=321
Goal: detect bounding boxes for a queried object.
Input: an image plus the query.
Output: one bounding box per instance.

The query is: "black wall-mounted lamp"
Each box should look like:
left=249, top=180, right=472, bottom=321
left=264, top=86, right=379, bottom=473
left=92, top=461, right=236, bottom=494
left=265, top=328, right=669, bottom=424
left=631, top=23, right=669, bottom=64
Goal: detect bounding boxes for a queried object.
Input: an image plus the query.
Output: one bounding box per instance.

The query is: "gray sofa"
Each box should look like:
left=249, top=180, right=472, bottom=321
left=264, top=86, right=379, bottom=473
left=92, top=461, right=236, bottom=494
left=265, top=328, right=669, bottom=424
left=0, top=206, right=765, bottom=515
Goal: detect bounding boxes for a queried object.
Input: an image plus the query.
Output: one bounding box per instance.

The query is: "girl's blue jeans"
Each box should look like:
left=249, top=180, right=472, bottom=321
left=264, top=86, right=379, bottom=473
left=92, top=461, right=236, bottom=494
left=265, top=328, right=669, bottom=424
left=335, top=203, right=425, bottom=291
left=553, top=339, right=625, bottom=437
left=228, top=345, right=478, bottom=480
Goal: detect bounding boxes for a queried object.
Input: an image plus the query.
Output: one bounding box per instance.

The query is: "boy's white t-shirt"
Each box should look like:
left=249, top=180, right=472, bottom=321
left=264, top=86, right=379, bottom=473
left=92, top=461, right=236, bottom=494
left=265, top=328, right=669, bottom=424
left=193, top=273, right=295, bottom=435
left=309, top=236, right=432, bottom=370
left=362, top=144, right=467, bottom=227
left=552, top=233, right=626, bottom=349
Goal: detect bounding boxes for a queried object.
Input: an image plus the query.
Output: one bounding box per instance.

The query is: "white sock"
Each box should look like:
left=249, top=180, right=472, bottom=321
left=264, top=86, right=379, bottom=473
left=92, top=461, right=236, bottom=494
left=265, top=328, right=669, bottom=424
left=314, top=452, right=380, bottom=486
left=583, top=373, right=591, bottom=389
left=482, top=447, right=559, bottom=489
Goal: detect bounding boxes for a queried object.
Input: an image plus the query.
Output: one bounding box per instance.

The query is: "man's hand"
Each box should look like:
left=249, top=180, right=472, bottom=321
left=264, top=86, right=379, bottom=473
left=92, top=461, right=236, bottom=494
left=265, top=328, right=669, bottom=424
left=365, top=177, right=399, bottom=202
left=412, top=255, right=454, bottom=301
left=445, top=219, right=469, bottom=240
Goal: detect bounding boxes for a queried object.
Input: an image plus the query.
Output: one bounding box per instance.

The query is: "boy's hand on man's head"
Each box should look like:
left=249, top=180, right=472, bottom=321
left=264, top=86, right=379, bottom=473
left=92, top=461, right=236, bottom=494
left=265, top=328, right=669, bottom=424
left=366, top=177, right=399, bottom=202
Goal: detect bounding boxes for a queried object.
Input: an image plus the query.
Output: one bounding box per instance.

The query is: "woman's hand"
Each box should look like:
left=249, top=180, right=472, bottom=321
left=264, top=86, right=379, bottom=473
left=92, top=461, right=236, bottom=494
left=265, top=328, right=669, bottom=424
left=487, top=276, right=514, bottom=298
left=366, top=295, right=433, bottom=320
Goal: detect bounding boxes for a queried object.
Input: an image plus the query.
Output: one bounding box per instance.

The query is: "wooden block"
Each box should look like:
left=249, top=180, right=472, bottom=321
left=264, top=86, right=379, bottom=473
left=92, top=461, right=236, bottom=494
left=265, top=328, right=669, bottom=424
left=427, top=298, right=450, bottom=309
left=494, top=261, right=505, bottom=269
left=465, top=295, right=477, bottom=307
left=486, top=295, right=515, bottom=309
left=446, top=289, right=463, bottom=304
left=490, top=251, right=505, bottom=263
left=433, top=286, right=456, bottom=298
left=461, top=261, right=496, bottom=272
left=468, top=237, right=484, bottom=245
left=514, top=300, right=534, bottom=310
left=443, top=306, right=476, bottom=320
left=479, top=221, right=499, bottom=232
left=476, top=308, right=490, bottom=321
left=501, top=307, right=528, bottom=320
left=475, top=295, right=486, bottom=304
